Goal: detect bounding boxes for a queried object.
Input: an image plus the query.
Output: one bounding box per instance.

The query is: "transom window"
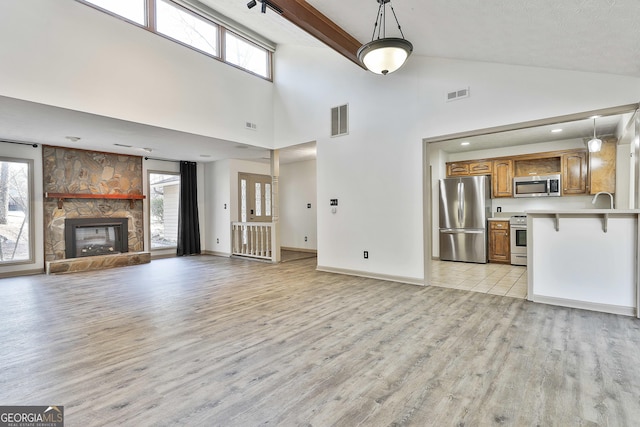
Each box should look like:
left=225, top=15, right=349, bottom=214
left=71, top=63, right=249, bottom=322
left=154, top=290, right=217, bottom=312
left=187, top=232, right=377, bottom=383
left=78, top=0, right=272, bottom=80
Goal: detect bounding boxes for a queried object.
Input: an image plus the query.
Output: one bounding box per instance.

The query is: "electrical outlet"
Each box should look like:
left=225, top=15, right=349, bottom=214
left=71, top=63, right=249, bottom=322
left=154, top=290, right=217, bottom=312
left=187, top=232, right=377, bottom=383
left=216, top=238, right=219, bottom=244
left=364, top=251, right=368, bottom=259
left=304, top=236, right=308, bottom=242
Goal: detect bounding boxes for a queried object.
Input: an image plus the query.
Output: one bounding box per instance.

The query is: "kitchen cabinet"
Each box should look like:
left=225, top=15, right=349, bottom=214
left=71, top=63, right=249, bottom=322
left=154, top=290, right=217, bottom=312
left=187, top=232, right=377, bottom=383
left=562, top=150, right=588, bottom=195
left=446, top=160, right=492, bottom=177
left=589, top=137, right=616, bottom=194
left=492, top=159, right=513, bottom=198
left=447, top=162, right=470, bottom=176
left=468, top=161, right=492, bottom=175
left=488, top=220, right=510, bottom=263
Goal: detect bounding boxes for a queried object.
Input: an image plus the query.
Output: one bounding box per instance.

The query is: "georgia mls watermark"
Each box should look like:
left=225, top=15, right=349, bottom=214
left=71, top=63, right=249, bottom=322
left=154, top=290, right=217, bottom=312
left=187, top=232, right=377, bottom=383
left=0, top=406, right=64, bottom=427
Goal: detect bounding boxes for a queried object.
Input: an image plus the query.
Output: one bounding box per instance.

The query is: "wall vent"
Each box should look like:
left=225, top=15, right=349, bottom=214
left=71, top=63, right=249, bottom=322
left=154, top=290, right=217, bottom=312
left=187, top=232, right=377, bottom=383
left=446, top=87, right=470, bottom=102
left=245, top=122, right=257, bottom=130
left=331, top=104, right=349, bottom=137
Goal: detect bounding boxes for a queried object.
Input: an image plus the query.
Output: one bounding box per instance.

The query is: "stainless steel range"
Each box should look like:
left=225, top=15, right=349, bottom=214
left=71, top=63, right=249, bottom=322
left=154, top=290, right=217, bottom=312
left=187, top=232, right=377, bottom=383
left=509, top=215, right=527, bottom=266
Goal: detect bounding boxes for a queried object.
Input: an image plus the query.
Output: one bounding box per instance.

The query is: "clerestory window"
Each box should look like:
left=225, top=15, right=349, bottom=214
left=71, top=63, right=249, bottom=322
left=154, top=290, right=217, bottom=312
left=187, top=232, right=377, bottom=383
left=78, top=0, right=273, bottom=80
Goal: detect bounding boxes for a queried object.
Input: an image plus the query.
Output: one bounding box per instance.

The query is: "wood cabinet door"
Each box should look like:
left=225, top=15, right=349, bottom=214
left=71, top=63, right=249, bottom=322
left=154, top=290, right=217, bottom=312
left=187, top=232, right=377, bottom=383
left=590, top=139, right=616, bottom=194
left=492, top=160, right=513, bottom=198
left=468, top=161, right=492, bottom=175
left=562, top=151, right=588, bottom=195
left=489, top=221, right=510, bottom=263
left=446, top=162, right=470, bottom=177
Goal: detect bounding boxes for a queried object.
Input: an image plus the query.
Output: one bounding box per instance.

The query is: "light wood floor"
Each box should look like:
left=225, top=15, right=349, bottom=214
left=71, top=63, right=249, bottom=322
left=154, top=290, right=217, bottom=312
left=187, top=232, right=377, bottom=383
left=1, top=256, right=639, bottom=426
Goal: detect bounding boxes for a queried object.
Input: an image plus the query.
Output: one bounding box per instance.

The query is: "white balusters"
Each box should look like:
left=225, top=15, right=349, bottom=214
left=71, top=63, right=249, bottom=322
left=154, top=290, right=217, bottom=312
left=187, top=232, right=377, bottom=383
left=231, top=222, right=273, bottom=260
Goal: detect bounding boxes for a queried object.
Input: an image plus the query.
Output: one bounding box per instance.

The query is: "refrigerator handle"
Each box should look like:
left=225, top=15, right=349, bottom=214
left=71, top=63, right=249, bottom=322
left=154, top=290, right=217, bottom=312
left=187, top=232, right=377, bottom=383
left=457, top=182, right=464, bottom=224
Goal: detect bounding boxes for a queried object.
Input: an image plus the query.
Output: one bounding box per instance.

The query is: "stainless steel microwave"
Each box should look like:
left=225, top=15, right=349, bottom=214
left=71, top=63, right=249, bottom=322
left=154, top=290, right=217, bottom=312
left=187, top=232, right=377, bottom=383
left=513, top=174, right=561, bottom=198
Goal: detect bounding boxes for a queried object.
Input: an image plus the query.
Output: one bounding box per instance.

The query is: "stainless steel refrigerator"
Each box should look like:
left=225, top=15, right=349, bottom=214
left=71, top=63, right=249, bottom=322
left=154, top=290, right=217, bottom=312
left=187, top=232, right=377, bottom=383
left=439, top=175, right=491, bottom=263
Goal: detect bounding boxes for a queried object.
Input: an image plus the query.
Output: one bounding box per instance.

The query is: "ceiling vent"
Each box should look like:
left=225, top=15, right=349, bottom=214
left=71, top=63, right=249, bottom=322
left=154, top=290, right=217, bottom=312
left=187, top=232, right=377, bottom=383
left=446, top=87, right=470, bottom=102
left=331, top=104, right=349, bottom=137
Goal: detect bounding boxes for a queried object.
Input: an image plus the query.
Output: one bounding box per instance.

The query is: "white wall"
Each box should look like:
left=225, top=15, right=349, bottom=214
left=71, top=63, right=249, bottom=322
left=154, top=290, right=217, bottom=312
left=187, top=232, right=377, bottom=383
left=0, top=143, right=44, bottom=276
left=275, top=45, right=424, bottom=281
left=204, top=160, right=231, bottom=256
left=280, top=160, right=317, bottom=250
left=274, top=45, right=640, bottom=283
left=0, top=1, right=274, bottom=148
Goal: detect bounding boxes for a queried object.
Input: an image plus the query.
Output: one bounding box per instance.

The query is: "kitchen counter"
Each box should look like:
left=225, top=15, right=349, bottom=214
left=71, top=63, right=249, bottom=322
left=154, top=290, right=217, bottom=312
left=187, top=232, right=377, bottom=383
left=526, top=209, right=640, bottom=317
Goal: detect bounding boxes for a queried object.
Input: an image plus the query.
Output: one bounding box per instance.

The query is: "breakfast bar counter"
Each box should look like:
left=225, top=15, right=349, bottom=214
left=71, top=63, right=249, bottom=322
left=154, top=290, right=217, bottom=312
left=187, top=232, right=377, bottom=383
left=526, top=210, right=640, bottom=317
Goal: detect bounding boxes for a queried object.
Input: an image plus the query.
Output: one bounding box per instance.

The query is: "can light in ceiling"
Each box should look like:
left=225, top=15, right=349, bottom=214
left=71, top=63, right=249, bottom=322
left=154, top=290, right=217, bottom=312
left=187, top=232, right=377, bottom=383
left=551, top=128, right=563, bottom=133
left=357, top=0, right=413, bottom=75
left=461, top=141, right=470, bottom=146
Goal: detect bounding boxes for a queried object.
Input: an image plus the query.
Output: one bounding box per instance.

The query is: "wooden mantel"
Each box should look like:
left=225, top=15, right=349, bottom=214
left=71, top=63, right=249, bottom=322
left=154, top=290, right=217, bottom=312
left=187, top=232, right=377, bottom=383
left=45, top=192, right=146, bottom=209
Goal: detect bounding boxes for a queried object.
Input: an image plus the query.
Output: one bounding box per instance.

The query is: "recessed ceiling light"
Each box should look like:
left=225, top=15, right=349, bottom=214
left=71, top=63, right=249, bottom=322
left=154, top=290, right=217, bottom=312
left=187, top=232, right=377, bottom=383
left=65, top=136, right=81, bottom=142
left=551, top=128, right=563, bottom=133
left=142, top=147, right=153, bottom=153
left=461, top=141, right=470, bottom=146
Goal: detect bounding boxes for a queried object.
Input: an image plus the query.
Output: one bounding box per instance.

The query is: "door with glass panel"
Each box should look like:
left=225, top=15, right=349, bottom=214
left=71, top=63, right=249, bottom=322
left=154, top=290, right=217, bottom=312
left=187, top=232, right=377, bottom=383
left=238, top=173, right=272, bottom=223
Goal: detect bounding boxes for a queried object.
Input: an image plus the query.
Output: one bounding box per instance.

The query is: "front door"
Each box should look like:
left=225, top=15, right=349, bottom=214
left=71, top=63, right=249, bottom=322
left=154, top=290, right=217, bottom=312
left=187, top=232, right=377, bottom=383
left=238, top=173, right=272, bottom=223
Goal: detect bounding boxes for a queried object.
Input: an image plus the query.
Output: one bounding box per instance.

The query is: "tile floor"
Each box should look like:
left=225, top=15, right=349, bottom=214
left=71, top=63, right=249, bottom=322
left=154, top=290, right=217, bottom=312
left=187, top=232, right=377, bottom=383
left=429, top=260, right=527, bottom=299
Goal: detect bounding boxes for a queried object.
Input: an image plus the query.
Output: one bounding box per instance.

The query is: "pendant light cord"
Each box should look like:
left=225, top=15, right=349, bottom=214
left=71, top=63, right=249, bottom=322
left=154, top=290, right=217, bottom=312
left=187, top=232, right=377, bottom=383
left=371, top=1, right=384, bottom=41
left=369, top=1, right=406, bottom=41
left=389, top=2, right=406, bottom=39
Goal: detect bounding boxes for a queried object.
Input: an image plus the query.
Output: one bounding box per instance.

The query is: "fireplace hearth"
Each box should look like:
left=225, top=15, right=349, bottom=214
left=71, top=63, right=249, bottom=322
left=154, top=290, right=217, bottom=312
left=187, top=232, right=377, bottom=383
left=65, top=218, right=128, bottom=259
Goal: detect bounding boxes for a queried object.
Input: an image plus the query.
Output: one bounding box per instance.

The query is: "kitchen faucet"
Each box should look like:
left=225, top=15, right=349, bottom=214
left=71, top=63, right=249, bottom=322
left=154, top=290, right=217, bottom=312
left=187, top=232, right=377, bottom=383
left=591, top=191, right=614, bottom=209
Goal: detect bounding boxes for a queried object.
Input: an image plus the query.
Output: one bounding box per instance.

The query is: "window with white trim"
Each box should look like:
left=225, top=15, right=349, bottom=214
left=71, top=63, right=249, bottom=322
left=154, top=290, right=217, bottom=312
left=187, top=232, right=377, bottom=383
left=78, top=0, right=272, bottom=80
left=0, top=158, right=33, bottom=264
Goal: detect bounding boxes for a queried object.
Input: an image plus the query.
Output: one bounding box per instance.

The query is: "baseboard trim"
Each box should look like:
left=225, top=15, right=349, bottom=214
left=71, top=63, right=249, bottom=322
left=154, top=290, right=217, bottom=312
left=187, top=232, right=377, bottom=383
left=281, top=247, right=317, bottom=254
left=531, top=294, right=636, bottom=317
left=150, top=252, right=177, bottom=260
left=0, top=268, right=44, bottom=278
left=202, top=250, right=231, bottom=257
left=316, top=265, right=424, bottom=287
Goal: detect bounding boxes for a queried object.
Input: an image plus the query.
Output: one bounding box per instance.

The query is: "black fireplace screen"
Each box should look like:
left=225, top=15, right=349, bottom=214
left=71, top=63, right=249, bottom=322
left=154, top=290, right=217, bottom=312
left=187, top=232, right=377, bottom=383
left=65, top=218, right=128, bottom=258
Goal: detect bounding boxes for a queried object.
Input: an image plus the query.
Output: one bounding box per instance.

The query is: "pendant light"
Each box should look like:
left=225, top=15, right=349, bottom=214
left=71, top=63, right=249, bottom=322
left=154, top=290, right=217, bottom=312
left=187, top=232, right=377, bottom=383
left=357, top=0, right=413, bottom=75
left=587, top=117, right=602, bottom=153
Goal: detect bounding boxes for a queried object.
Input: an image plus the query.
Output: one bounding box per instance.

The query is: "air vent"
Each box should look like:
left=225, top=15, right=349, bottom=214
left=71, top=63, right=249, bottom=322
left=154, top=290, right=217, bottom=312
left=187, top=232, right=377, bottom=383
left=245, top=122, right=257, bottom=131
left=446, top=87, right=470, bottom=102
left=331, top=104, right=348, bottom=137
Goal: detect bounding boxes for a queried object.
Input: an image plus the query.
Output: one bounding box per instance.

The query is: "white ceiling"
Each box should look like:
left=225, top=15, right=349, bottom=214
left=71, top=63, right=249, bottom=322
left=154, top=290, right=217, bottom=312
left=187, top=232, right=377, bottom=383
left=2, top=0, right=639, bottom=161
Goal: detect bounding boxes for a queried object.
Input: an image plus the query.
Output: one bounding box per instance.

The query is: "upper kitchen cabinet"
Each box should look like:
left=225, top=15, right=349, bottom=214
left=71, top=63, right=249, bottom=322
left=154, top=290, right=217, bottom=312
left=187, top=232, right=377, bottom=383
left=446, top=160, right=492, bottom=177
left=562, top=150, right=588, bottom=195
left=589, top=137, right=617, bottom=194
left=492, top=159, right=513, bottom=198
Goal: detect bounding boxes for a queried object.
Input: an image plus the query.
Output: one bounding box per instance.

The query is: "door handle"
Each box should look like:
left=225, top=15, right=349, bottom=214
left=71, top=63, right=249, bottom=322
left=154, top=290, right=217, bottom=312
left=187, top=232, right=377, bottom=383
left=457, top=182, right=464, bottom=224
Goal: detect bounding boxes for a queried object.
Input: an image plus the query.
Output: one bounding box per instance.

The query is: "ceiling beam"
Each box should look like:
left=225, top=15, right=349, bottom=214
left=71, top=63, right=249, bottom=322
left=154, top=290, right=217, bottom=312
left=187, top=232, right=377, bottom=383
left=269, top=0, right=364, bottom=68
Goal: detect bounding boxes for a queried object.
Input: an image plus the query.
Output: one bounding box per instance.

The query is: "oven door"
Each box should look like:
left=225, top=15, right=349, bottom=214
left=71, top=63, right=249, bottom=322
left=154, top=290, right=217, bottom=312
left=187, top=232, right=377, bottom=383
left=510, top=226, right=527, bottom=265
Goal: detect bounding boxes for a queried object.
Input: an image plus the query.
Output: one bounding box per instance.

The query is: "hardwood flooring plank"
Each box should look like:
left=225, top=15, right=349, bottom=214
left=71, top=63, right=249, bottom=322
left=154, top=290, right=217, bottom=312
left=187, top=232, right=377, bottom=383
left=1, top=256, right=640, bottom=426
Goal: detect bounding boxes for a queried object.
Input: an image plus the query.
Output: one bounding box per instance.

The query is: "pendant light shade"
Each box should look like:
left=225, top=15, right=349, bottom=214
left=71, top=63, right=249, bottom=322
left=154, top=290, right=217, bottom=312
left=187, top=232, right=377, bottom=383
left=358, top=0, right=413, bottom=75
left=587, top=117, right=602, bottom=153
left=357, top=38, right=413, bottom=75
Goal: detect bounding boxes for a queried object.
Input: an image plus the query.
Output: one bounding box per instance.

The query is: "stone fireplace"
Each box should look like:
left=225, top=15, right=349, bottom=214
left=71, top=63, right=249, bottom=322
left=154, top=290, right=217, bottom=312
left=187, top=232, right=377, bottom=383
left=43, top=146, right=150, bottom=273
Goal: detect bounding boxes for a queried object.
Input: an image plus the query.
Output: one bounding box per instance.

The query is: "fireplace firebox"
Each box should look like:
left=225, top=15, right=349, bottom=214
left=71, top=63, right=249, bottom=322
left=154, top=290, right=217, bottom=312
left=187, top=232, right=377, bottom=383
left=65, top=218, right=129, bottom=258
